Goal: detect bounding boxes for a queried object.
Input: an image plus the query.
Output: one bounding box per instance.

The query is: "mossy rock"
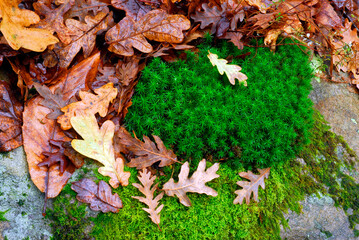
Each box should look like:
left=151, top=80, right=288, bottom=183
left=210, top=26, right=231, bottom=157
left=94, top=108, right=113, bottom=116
left=124, top=37, right=314, bottom=168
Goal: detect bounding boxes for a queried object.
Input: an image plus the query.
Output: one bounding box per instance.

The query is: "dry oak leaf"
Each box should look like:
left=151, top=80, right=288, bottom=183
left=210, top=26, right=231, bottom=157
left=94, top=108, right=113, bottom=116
left=66, top=0, right=109, bottom=21
left=233, top=168, right=270, bottom=205
left=22, top=52, right=100, bottom=198
left=58, top=82, right=118, bottom=130
left=163, top=159, right=220, bottom=207
left=132, top=169, right=164, bottom=226
left=33, top=82, right=67, bottom=120
left=71, top=114, right=130, bottom=188
left=117, top=126, right=178, bottom=169
left=207, top=51, right=248, bottom=86
left=111, top=0, right=152, bottom=21
left=0, top=80, right=23, bottom=152
left=106, top=9, right=190, bottom=56
left=72, top=178, right=123, bottom=213
left=33, top=0, right=74, bottom=45
left=0, top=0, right=58, bottom=52
left=57, top=11, right=113, bottom=68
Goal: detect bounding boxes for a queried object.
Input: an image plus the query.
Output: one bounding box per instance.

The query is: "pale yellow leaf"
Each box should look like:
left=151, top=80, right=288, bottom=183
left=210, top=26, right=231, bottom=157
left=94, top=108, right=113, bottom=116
left=207, top=51, right=248, bottom=86
left=71, top=114, right=130, bottom=187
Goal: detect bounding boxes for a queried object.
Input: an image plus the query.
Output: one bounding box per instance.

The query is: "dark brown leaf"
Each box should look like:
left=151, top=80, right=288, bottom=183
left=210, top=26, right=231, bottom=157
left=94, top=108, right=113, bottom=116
left=22, top=52, right=100, bottom=198
left=117, top=127, right=178, bottom=169
left=33, top=82, right=67, bottom=119
left=0, top=80, right=23, bottom=152
left=72, top=178, right=123, bottom=213
left=111, top=0, right=152, bottom=21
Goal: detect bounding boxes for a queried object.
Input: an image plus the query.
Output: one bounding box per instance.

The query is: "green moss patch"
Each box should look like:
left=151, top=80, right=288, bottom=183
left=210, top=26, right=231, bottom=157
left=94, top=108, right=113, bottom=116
left=124, top=38, right=314, bottom=168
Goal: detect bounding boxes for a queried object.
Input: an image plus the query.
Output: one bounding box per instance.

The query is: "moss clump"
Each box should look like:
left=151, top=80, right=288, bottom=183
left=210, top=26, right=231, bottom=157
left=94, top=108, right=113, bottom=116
left=0, top=209, right=9, bottom=221
left=90, top=159, right=313, bottom=240
left=46, top=184, right=91, bottom=240
left=125, top=38, right=314, bottom=168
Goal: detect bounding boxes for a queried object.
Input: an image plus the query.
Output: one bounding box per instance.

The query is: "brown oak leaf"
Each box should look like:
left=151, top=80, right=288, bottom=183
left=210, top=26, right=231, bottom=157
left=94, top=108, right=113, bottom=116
left=72, top=178, right=123, bottom=213
left=71, top=114, right=131, bottom=188
left=33, top=82, right=67, bottom=120
left=57, top=11, right=113, bottom=68
left=191, top=3, right=229, bottom=37
left=0, top=80, right=23, bottom=152
left=66, top=0, right=109, bottom=21
left=233, top=168, right=271, bottom=205
left=106, top=9, right=190, bottom=56
left=22, top=52, right=100, bottom=198
left=0, top=0, right=58, bottom=52
left=33, top=0, right=74, bottom=45
left=117, top=127, right=178, bottom=169
left=132, top=169, right=164, bottom=226
left=58, top=82, right=118, bottom=130
left=162, top=159, right=219, bottom=207
left=111, top=0, right=152, bottom=21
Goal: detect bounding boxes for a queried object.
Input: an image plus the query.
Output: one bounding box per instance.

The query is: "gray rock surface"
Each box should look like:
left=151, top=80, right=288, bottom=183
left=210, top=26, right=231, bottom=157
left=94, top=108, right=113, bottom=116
left=281, top=193, right=355, bottom=240
left=0, top=147, right=52, bottom=240
left=280, top=79, right=359, bottom=240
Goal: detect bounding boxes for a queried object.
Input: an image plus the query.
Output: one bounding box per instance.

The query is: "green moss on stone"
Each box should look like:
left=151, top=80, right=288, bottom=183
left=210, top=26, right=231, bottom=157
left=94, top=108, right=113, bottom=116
left=124, top=37, right=314, bottom=168
left=46, top=184, right=90, bottom=240
left=0, top=209, right=9, bottom=221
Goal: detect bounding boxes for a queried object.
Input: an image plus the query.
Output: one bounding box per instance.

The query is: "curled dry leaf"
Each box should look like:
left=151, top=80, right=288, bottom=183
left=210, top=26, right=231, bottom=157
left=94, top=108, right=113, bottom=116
left=0, top=0, right=58, bottom=51
left=233, top=168, right=271, bottom=205
left=163, top=159, right=220, bottom=207
left=106, top=9, right=190, bottom=56
left=117, top=127, right=178, bottom=169
left=58, top=82, right=118, bottom=130
left=22, top=52, right=100, bottom=198
left=132, top=169, right=164, bottom=226
left=72, top=178, right=123, bottom=213
left=207, top=51, right=248, bottom=86
left=71, top=114, right=131, bottom=188
left=0, top=80, right=23, bottom=152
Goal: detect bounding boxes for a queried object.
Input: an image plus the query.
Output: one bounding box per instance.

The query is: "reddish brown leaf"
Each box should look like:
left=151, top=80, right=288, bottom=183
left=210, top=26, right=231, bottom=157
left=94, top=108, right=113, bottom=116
left=0, top=80, right=23, bottom=152
left=22, top=52, right=100, bottom=198
left=57, top=11, right=113, bottom=68
left=222, top=32, right=244, bottom=50
left=315, top=0, right=343, bottom=29
left=106, top=9, right=190, bottom=56
left=33, top=0, right=74, bottom=45
left=38, top=140, right=70, bottom=174
left=233, top=168, right=270, bottom=205
left=72, top=178, right=123, bottom=213
left=117, top=127, right=178, bottom=169
left=111, top=0, right=152, bottom=21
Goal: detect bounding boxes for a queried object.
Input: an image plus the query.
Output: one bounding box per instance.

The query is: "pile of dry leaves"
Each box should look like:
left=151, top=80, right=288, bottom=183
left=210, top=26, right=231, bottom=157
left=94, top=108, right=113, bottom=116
left=0, top=0, right=358, bottom=224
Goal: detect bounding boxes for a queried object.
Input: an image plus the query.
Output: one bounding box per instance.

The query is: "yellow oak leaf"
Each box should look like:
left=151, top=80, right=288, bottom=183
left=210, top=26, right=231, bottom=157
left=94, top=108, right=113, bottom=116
left=58, top=82, right=118, bottom=130
left=71, top=113, right=130, bottom=188
left=0, top=0, right=58, bottom=52
left=207, top=51, right=248, bottom=86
